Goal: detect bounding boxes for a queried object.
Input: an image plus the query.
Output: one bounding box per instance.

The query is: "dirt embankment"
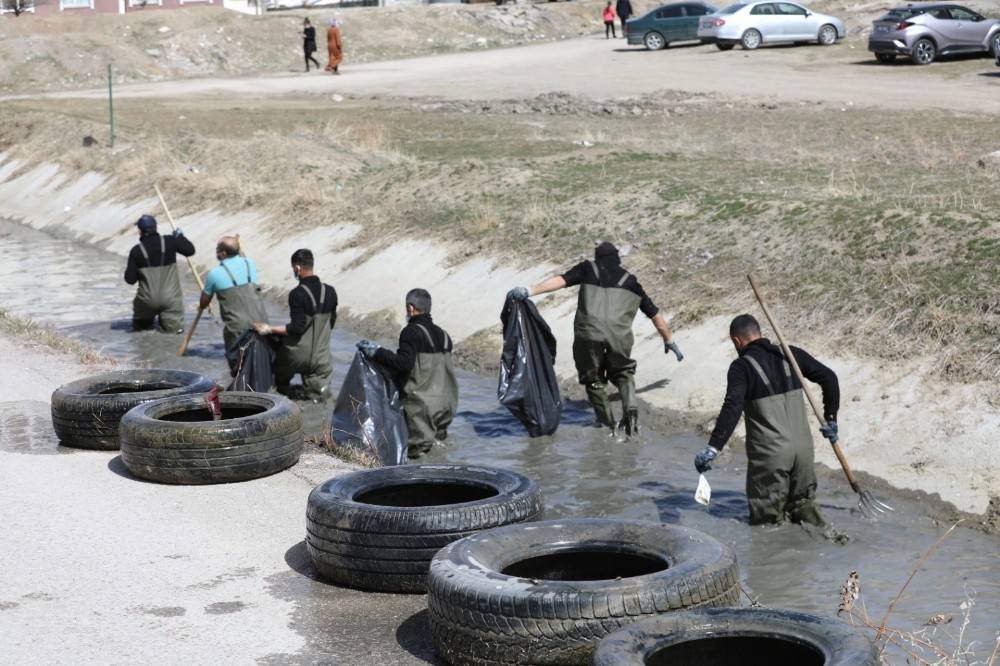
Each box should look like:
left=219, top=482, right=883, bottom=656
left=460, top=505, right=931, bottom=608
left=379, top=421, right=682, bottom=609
left=0, top=2, right=998, bottom=531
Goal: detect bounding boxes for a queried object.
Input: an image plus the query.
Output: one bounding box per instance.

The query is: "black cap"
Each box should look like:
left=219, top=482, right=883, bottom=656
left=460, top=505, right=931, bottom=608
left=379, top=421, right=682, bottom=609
left=136, top=215, right=157, bottom=231
left=595, top=241, right=619, bottom=259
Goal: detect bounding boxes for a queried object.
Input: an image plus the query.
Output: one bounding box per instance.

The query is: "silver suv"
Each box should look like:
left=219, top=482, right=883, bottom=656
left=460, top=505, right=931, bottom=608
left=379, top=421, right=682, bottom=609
left=868, top=2, right=1000, bottom=65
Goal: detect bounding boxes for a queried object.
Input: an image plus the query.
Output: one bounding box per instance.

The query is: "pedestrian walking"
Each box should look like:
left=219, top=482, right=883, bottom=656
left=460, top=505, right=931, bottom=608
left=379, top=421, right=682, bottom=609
left=616, top=0, right=634, bottom=37
left=124, top=214, right=196, bottom=334
left=325, top=17, right=343, bottom=75
left=508, top=242, right=683, bottom=438
left=694, top=314, right=840, bottom=527
left=356, top=288, right=459, bottom=460
left=253, top=249, right=337, bottom=404
left=301, top=18, right=320, bottom=72
left=199, top=236, right=269, bottom=375
left=604, top=2, right=617, bottom=38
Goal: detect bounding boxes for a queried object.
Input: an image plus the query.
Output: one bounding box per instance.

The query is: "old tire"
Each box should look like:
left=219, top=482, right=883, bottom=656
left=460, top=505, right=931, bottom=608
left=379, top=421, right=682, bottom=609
left=51, top=369, right=217, bottom=450
left=592, top=606, right=878, bottom=665
left=119, top=391, right=303, bottom=484
left=428, top=519, right=740, bottom=666
left=306, top=464, right=544, bottom=594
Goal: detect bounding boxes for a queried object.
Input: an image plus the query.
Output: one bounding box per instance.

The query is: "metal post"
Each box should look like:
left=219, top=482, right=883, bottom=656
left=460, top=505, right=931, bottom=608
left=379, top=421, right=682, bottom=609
left=108, top=64, right=115, bottom=149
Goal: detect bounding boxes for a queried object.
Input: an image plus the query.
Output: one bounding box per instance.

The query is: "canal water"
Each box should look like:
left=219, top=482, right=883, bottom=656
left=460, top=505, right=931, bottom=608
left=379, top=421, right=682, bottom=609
left=1, top=218, right=997, bottom=662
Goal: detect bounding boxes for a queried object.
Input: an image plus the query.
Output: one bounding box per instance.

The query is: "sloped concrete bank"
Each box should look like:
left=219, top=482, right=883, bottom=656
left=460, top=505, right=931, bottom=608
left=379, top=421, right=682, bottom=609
left=1, top=153, right=997, bottom=521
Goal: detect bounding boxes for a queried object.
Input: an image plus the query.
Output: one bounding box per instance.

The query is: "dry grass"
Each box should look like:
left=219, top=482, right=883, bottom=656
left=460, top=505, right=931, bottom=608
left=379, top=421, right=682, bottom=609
left=0, top=309, right=117, bottom=366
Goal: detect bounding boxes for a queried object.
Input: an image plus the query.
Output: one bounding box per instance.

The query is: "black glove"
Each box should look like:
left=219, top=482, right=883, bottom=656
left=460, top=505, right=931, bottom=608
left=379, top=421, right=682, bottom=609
left=819, top=421, right=838, bottom=444
left=507, top=287, right=529, bottom=301
left=694, top=446, right=719, bottom=473
left=665, top=340, right=684, bottom=362
left=172, top=227, right=183, bottom=237
left=356, top=339, right=380, bottom=359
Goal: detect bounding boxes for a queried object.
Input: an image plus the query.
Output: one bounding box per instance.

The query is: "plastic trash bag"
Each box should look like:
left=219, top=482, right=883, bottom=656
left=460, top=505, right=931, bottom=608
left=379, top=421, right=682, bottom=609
left=330, top=351, right=408, bottom=466
left=227, top=329, right=276, bottom=393
left=498, top=296, right=561, bottom=437
left=695, top=474, right=712, bottom=506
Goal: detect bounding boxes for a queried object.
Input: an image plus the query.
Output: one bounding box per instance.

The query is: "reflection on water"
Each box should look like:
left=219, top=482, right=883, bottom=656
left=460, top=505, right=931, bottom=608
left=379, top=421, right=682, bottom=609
left=1, top=219, right=998, bottom=659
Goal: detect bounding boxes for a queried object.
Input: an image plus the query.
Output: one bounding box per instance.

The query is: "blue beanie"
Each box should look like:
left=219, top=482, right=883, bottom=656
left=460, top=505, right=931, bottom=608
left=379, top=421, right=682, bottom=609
left=136, top=215, right=157, bottom=231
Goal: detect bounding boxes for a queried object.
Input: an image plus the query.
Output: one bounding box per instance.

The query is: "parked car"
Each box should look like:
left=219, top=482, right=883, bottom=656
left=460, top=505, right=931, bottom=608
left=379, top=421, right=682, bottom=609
left=867, top=3, right=1000, bottom=65
left=697, top=1, right=846, bottom=50
left=626, top=1, right=720, bottom=50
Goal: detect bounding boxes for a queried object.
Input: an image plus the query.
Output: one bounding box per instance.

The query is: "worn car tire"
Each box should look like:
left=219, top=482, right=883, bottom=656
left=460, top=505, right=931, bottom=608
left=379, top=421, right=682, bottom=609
left=51, top=369, right=217, bottom=450
left=817, top=24, right=837, bottom=45
left=741, top=28, right=762, bottom=50
left=592, top=607, right=878, bottom=665
left=644, top=31, right=666, bottom=50
left=119, top=391, right=303, bottom=484
left=874, top=52, right=896, bottom=63
left=306, top=464, right=544, bottom=594
left=427, top=519, right=740, bottom=666
left=911, top=37, right=935, bottom=65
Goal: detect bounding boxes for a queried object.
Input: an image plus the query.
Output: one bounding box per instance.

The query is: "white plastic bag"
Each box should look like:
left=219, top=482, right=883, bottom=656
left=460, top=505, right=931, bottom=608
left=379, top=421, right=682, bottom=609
left=695, top=474, right=712, bottom=506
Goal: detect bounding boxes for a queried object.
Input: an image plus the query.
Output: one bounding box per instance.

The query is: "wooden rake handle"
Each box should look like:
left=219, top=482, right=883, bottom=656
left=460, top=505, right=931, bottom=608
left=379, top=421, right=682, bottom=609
left=747, top=273, right=862, bottom=494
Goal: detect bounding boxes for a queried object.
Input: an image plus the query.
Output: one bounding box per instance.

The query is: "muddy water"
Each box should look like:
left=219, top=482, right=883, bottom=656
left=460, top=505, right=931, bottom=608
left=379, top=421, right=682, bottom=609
left=2, top=219, right=998, bottom=660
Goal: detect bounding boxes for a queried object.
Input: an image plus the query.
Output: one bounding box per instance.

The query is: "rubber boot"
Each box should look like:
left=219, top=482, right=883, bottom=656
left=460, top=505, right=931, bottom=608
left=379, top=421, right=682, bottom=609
left=585, top=381, right=616, bottom=430
left=618, top=408, right=640, bottom=438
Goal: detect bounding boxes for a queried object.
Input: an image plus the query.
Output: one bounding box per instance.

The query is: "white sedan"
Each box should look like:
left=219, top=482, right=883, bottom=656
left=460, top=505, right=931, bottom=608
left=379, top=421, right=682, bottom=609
left=698, top=1, right=846, bottom=50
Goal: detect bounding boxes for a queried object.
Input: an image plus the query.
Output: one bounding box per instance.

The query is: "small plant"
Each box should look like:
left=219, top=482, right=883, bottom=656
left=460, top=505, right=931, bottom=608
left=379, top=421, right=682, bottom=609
left=837, top=522, right=1000, bottom=665
left=0, top=309, right=116, bottom=366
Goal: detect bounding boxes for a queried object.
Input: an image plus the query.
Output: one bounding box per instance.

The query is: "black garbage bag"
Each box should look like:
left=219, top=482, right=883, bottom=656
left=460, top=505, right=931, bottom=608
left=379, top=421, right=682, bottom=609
left=330, top=351, right=408, bottom=466
left=498, top=296, right=561, bottom=437
left=227, top=329, right=276, bottom=393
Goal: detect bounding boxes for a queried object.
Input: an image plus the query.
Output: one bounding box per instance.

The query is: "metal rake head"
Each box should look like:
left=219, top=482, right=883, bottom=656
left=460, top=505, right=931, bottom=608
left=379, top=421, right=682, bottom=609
left=857, top=488, right=894, bottom=519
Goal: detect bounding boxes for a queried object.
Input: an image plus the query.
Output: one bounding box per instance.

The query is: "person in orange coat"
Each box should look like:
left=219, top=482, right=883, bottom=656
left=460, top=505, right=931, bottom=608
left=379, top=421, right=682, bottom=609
left=325, top=18, right=343, bottom=75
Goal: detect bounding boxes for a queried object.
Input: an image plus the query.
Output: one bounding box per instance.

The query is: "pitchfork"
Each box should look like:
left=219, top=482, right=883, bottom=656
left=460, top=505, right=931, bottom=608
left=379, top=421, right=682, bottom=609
left=748, top=274, right=893, bottom=519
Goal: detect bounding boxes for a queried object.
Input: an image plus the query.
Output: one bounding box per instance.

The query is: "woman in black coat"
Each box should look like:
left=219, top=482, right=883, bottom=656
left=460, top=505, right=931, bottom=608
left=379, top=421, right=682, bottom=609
left=301, top=18, right=320, bottom=72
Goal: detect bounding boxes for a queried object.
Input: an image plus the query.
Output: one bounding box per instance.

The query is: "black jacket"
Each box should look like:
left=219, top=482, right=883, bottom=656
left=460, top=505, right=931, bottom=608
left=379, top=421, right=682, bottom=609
left=561, top=255, right=659, bottom=319
left=373, top=313, right=452, bottom=378
left=616, top=0, right=634, bottom=18
left=285, top=276, right=337, bottom=336
left=124, top=232, right=196, bottom=285
left=708, top=337, right=839, bottom=451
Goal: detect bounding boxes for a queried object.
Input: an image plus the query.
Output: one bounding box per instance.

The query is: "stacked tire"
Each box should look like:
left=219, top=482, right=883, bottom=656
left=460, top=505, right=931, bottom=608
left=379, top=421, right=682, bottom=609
left=591, top=606, right=878, bottom=665
left=427, top=519, right=741, bottom=666
left=306, top=465, right=544, bottom=594
left=119, top=391, right=303, bottom=485
left=51, top=369, right=217, bottom=450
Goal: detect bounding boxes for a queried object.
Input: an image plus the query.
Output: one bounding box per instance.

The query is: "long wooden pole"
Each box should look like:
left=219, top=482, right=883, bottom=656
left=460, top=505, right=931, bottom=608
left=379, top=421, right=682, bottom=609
left=177, top=307, right=203, bottom=358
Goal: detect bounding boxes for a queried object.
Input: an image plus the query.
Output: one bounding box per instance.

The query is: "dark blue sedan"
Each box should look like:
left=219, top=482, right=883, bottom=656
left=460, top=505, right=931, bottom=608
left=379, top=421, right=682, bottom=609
left=625, top=1, right=720, bottom=50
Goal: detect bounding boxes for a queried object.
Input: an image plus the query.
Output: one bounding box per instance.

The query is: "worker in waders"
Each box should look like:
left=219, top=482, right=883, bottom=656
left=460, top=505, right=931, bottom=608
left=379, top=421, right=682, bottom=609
left=123, top=215, right=196, bottom=333
left=252, top=249, right=337, bottom=404
left=199, top=236, right=268, bottom=375
left=356, top=288, right=459, bottom=459
left=508, top=242, right=683, bottom=438
left=695, top=314, right=840, bottom=526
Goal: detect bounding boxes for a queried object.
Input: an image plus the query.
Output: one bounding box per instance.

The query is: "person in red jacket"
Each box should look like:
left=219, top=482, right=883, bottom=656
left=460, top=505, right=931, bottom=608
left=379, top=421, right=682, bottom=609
left=603, top=2, right=617, bottom=38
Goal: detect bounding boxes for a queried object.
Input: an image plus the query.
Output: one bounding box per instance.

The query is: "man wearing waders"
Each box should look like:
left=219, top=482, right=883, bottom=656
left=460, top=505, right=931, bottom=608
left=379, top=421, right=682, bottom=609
left=508, top=242, right=682, bottom=438
left=124, top=215, right=196, bottom=334
left=199, top=236, right=268, bottom=375
left=356, top=288, right=458, bottom=460
left=694, top=314, right=840, bottom=526
left=252, top=249, right=337, bottom=404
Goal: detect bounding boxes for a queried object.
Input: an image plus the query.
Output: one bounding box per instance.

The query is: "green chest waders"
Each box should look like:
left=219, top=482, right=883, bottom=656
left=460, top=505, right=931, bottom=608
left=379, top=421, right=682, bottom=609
left=401, top=324, right=459, bottom=458
left=133, top=236, right=184, bottom=333
left=275, top=284, right=333, bottom=402
left=571, top=261, right=642, bottom=428
left=216, top=259, right=269, bottom=358
left=743, top=355, right=824, bottom=526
